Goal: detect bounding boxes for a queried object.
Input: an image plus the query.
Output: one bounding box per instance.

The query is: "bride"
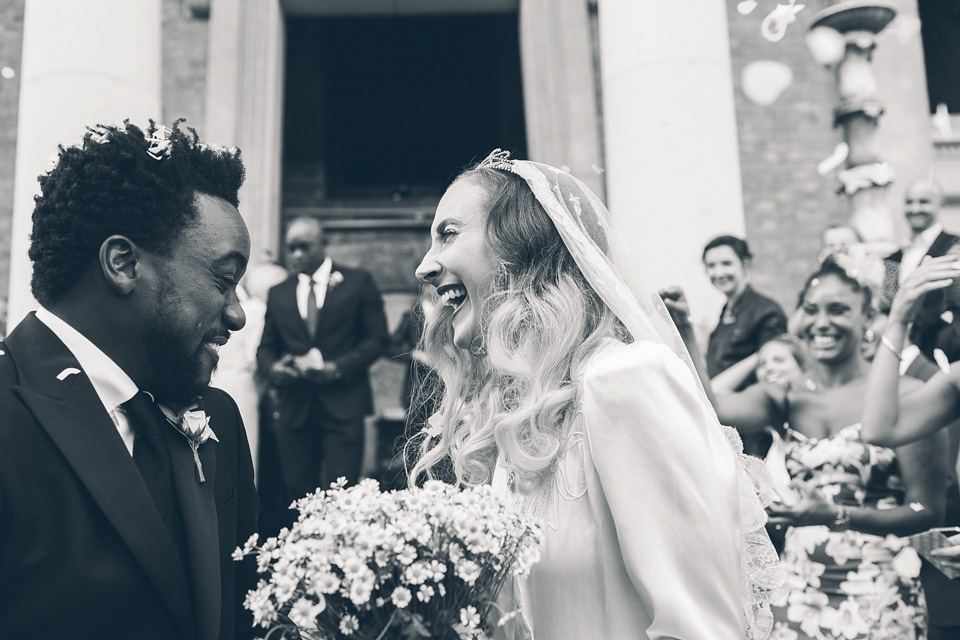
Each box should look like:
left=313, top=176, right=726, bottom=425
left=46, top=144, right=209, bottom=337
left=408, top=151, right=785, bottom=639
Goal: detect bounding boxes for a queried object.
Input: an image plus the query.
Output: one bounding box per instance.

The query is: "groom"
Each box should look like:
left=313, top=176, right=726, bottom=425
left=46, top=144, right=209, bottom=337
left=0, top=122, right=258, bottom=640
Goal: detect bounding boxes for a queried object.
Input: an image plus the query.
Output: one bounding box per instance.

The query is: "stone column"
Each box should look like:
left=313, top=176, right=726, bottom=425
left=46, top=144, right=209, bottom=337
left=519, top=0, right=605, bottom=199
left=7, top=0, right=162, bottom=327
left=597, top=0, right=746, bottom=329
left=205, top=0, right=284, bottom=266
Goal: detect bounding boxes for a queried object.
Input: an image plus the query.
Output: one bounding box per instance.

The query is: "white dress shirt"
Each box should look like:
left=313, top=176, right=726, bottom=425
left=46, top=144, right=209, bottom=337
left=296, top=256, right=333, bottom=321
left=900, top=223, right=943, bottom=284
left=36, top=307, right=139, bottom=455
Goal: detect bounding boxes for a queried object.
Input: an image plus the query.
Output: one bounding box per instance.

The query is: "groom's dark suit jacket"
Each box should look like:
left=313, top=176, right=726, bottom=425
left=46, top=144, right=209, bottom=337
left=257, top=264, right=389, bottom=429
left=0, top=313, right=259, bottom=640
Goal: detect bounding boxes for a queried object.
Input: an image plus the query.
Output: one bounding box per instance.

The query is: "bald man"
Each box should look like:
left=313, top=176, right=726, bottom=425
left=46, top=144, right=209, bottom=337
left=887, top=179, right=960, bottom=363
left=256, top=218, right=388, bottom=510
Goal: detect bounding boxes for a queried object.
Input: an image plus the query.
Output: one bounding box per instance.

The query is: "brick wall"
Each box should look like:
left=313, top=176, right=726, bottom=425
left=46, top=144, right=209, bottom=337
left=726, top=0, right=848, bottom=311
left=0, top=0, right=24, bottom=321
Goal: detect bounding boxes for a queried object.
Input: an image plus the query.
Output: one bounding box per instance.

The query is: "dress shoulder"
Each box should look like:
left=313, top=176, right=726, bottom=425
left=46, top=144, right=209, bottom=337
left=581, top=339, right=694, bottom=392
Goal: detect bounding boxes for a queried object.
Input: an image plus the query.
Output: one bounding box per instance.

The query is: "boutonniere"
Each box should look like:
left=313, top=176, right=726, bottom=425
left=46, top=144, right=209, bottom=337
left=328, top=271, right=344, bottom=290
left=161, top=402, right=219, bottom=483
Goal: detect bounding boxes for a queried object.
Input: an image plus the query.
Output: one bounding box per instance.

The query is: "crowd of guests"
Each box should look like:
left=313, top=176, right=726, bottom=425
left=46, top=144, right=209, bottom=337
left=662, top=177, right=960, bottom=640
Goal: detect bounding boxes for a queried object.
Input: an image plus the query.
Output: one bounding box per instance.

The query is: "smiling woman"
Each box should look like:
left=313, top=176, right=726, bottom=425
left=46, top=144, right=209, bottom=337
left=682, top=256, right=950, bottom=639
left=702, top=235, right=787, bottom=382
left=408, top=152, right=785, bottom=640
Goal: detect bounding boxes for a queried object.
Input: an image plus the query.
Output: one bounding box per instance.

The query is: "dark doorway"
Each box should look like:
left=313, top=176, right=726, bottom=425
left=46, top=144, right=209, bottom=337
left=283, top=13, right=527, bottom=207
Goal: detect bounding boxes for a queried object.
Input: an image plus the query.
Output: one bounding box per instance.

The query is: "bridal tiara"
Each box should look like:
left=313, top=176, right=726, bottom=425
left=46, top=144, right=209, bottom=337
left=478, top=148, right=516, bottom=171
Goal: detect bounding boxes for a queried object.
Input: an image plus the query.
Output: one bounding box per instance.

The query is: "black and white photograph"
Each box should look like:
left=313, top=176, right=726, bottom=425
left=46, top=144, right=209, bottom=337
left=2, top=1, right=960, bottom=639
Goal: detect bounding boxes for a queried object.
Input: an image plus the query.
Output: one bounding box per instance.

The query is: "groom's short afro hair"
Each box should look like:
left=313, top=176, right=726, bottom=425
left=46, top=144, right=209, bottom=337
left=28, top=119, right=245, bottom=306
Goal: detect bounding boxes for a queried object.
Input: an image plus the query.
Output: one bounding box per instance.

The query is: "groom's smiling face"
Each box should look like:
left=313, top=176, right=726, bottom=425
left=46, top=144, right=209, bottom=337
left=141, top=193, right=250, bottom=406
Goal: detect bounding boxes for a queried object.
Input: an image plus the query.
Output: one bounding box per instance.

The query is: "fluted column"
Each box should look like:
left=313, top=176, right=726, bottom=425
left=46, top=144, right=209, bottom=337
left=7, top=0, right=162, bottom=326
left=519, top=0, right=605, bottom=199
left=597, top=0, right=746, bottom=327
left=205, top=0, right=284, bottom=265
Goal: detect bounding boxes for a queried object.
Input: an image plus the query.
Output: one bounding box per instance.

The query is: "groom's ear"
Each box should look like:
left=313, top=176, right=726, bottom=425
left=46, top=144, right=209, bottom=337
left=99, top=235, right=140, bottom=296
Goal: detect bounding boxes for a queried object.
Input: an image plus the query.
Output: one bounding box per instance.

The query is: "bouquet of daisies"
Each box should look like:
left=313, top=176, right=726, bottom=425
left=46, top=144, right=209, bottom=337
left=235, top=478, right=542, bottom=640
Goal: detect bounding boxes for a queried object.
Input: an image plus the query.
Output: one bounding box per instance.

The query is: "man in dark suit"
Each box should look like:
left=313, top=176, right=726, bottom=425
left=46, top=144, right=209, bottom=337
left=0, top=122, right=258, bottom=640
left=257, top=217, right=388, bottom=506
left=886, top=178, right=960, bottom=363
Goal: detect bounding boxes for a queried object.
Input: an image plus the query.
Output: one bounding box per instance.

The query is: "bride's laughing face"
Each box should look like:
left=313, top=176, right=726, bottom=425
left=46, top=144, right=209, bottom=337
left=416, top=178, right=500, bottom=350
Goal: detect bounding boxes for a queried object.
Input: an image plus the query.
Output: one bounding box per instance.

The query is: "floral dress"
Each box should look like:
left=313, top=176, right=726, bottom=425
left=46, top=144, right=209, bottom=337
left=769, top=424, right=926, bottom=640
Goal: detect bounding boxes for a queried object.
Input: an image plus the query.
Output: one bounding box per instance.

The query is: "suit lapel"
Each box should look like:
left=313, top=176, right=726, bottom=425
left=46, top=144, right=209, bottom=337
left=164, top=420, right=220, bottom=640
left=929, top=231, right=958, bottom=258
left=7, top=315, right=197, bottom=639
left=277, top=277, right=312, bottom=341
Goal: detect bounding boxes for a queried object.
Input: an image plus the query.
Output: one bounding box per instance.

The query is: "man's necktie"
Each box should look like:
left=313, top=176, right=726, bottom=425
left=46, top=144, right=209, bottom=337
left=306, top=279, right=319, bottom=338
left=122, top=392, right=190, bottom=567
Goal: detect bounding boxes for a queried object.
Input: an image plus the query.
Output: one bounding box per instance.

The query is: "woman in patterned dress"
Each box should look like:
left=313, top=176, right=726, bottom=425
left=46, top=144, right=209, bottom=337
left=692, top=257, right=949, bottom=639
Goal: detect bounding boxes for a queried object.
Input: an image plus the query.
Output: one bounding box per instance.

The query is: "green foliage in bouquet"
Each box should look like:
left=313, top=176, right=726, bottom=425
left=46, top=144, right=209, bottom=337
left=234, top=479, right=542, bottom=640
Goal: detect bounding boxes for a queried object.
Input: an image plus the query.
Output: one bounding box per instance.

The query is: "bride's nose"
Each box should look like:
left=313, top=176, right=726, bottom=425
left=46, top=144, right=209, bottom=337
left=416, top=251, right=441, bottom=285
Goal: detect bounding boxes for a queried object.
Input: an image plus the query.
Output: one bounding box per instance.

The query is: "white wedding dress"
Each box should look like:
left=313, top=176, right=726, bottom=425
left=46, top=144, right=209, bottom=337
left=493, top=339, right=747, bottom=639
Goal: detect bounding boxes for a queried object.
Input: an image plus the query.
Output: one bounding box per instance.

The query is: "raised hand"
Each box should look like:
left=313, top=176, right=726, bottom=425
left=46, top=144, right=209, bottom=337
left=889, top=255, right=960, bottom=326
left=659, top=286, right=691, bottom=329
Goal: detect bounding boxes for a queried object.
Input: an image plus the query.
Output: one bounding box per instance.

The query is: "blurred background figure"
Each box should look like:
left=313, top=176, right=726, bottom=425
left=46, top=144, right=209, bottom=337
left=257, top=217, right=389, bottom=519
left=378, top=294, right=440, bottom=490
left=817, top=223, right=863, bottom=264
left=211, top=260, right=288, bottom=484
left=886, top=178, right=960, bottom=364
left=702, top=235, right=788, bottom=386
left=677, top=258, right=948, bottom=640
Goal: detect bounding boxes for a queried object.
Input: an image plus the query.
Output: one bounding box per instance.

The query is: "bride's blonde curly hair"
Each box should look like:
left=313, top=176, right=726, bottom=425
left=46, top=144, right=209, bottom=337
left=408, top=164, right=627, bottom=492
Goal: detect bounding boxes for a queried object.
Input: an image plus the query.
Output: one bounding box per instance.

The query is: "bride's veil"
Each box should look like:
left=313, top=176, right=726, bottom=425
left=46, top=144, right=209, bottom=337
left=479, top=149, right=787, bottom=639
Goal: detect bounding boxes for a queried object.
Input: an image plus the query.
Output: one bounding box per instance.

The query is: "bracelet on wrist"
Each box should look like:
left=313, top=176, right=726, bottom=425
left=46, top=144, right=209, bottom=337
left=833, top=504, right=852, bottom=529
left=879, top=335, right=902, bottom=361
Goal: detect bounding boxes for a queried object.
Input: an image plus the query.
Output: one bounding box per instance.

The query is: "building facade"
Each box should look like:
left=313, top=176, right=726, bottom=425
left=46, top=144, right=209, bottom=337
left=0, top=0, right=956, bottom=413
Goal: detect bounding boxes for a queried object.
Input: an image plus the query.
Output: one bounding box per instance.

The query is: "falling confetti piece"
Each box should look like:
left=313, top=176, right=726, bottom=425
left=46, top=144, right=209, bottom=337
left=806, top=26, right=846, bottom=66
left=737, top=1, right=757, bottom=15
left=910, top=503, right=925, bottom=512
left=934, top=349, right=951, bottom=374
left=742, top=60, right=794, bottom=106
left=817, top=142, right=849, bottom=175
left=1, top=67, right=14, bottom=79
left=890, top=14, right=922, bottom=45
left=761, top=0, right=806, bottom=43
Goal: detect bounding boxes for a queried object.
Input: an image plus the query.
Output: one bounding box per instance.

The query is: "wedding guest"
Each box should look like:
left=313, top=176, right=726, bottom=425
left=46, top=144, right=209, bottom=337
left=0, top=122, right=258, bottom=640
left=709, top=334, right=817, bottom=465
left=862, top=255, right=960, bottom=640
left=817, top=223, right=862, bottom=265
left=710, top=333, right=814, bottom=395
left=410, top=151, right=784, bottom=640
left=211, top=260, right=288, bottom=482
left=257, top=217, right=389, bottom=507
left=702, top=235, right=787, bottom=385
left=887, top=178, right=960, bottom=363
left=670, top=258, right=947, bottom=639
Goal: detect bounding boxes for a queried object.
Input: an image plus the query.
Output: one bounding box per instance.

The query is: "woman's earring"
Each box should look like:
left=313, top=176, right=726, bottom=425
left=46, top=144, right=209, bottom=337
left=864, top=328, right=875, bottom=344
